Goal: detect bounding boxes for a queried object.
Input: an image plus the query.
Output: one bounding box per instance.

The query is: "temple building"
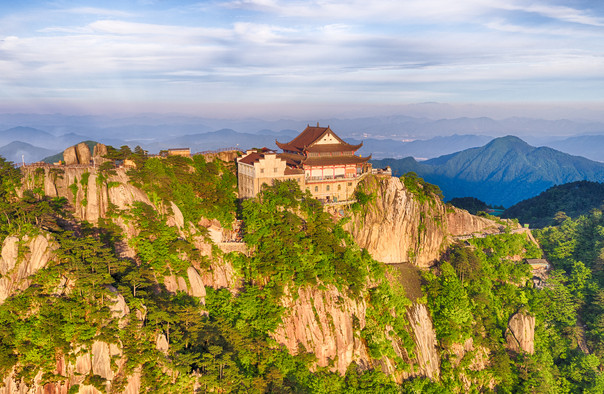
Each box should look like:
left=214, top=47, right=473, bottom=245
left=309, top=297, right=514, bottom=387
left=237, top=124, right=371, bottom=202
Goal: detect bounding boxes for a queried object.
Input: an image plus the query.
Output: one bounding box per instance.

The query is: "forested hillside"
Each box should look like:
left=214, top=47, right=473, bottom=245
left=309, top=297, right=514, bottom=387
left=533, top=210, right=604, bottom=391
left=503, top=181, right=604, bottom=228
left=0, top=149, right=602, bottom=392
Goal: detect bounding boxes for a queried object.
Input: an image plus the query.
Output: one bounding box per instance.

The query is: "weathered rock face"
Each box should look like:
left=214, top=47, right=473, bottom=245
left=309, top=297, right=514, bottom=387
left=0, top=340, right=138, bottom=394
left=63, top=142, right=94, bottom=165
left=0, top=232, right=138, bottom=392
left=406, top=303, right=440, bottom=379
left=62, top=142, right=109, bottom=165
left=163, top=266, right=207, bottom=303
left=93, top=143, right=108, bottom=159
left=187, top=266, right=207, bottom=301
left=272, top=286, right=370, bottom=374
left=63, top=145, right=79, bottom=165
left=506, top=312, right=535, bottom=354
left=21, top=166, right=151, bottom=225
left=77, top=142, right=92, bottom=165
left=271, top=287, right=441, bottom=381
left=347, top=175, right=500, bottom=267
left=447, top=337, right=494, bottom=390
left=0, top=234, right=55, bottom=304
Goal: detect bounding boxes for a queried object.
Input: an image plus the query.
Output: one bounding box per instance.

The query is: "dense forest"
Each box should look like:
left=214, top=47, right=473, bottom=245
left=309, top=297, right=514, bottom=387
left=0, top=149, right=603, bottom=392
left=503, top=181, right=604, bottom=228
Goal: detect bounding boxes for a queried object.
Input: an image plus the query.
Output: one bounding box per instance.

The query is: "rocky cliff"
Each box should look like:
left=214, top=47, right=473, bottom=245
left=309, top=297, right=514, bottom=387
left=272, top=286, right=370, bottom=374
left=13, top=169, right=451, bottom=386
left=506, top=311, right=535, bottom=354
left=272, top=286, right=440, bottom=382
left=0, top=234, right=55, bottom=303
left=3, top=166, right=539, bottom=392
left=348, top=175, right=503, bottom=267
left=406, top=303, right=440, bottom=379
left=63, top=142, right=109, bottom=166
left=21, top=166, right=149, bottom=224
left=0, top=230, right=141, bottom=393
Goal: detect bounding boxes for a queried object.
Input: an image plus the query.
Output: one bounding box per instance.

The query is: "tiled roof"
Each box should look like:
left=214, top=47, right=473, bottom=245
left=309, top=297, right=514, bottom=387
left=284, top=167, right=304, bottom=175
left=302, top=155, right=372, bottom=166
left=305, top=143, right=362, bottom=153
left=238, top=152, right=263, bottom=165
left=277, top=153, right=304, bottom=167
left=276, top=126, right=329, bottom=152
left=276, top=125, right=361, bottom=153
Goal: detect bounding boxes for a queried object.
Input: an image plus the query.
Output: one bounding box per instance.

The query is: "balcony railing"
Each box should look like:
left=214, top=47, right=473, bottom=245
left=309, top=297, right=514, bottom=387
left=306, top=173, right=362, bottom=182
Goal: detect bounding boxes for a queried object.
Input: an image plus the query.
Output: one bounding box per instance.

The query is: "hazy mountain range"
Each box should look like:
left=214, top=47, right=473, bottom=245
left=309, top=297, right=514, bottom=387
left=0, top=125, right=497, bottom=163
left=371, top=136, right=604, bottom=207
left=2, top=112, right=604, bottom=163
left=0, top=141, right=56, bottom=164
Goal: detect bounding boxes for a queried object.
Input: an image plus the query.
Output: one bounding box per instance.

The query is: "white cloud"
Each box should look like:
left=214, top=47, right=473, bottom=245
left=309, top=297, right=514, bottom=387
left=1, top=0, right=603, bottom=112
left=233, top=22, right=296, bottom=43
left=88, top=20, right=231, bottom=39
left=63, top=7, right=135, bottom=17
left=502, top=2, right=604, bottom=27
left=224, top=0, right=496, bottom=22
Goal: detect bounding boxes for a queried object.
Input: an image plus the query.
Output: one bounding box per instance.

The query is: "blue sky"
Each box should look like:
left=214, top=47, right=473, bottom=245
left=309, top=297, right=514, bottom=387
left=1, top=0, right=603, bottom=119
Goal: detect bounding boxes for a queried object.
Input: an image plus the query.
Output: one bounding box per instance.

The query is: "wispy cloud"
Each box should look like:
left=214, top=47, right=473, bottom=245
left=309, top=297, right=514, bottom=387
left=502, top=2, right=604, bottom=27
left=0, top=0, right=603, bottom=115
left=224, top=0, right=496, bottom=22
left=63, top=7, right=135, bottom=17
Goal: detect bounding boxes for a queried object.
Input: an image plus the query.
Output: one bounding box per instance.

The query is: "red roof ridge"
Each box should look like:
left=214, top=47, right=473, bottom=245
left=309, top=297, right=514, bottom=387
left=277, top=124, right=361, bottom=153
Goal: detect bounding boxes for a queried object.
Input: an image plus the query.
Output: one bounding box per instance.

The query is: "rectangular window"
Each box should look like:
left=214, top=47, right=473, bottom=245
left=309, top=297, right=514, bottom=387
left=260, top=168, right=264, bottom=174
left=274, top=167, right=277, bottom=173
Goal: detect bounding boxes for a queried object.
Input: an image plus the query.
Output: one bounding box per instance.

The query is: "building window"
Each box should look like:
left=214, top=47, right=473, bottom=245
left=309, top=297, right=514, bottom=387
left=314, top=186, right=318, bottom=192
left=274, top=167, right=278, bottom=173
left=338, top=184, right=341, bottom=191
left=326, top=185, right=330, bottom=191
left=348, top=182, right=352, bottom=186
left=260, top=168, right=264, bottom=174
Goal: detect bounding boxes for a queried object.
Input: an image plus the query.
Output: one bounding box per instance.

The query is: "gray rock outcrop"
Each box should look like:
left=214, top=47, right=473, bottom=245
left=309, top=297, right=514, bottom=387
left=63, top=145, right=79, bottom=165
left=0, top=234, right=55, bottom=303
left=272, top=286, right=370, bottom=374
left=76, top=142, right=92, bottom=164
left=93, top=142, right=108, bottom=158
left=348, top=175, right=501, bottom=267
left=63, top=142, right=93, bottom=165
left=187, top=266, right=207, bottom=301
left=506, top=311, right=535, bottom=354
left=64, top=142, right=109, bottom=165
left=406, top=303, right=440, bottom=379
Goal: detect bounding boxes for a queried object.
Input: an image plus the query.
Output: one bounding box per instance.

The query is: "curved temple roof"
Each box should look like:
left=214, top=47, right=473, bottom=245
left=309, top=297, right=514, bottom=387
left=276, top=125, right=363, bottom=153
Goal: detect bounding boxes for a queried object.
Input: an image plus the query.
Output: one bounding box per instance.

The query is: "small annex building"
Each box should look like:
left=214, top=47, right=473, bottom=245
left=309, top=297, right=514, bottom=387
left=237, top=148, right=305, bottom=198
left=237, top=124, right=372, bottom=202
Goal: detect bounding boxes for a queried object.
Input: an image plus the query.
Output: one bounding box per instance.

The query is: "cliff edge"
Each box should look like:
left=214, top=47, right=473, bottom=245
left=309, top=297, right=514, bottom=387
left=348, top=175, right=504, bottom=267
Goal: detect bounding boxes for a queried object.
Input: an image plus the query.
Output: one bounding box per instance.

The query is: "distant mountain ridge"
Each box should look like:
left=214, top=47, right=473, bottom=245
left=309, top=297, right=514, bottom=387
left=371, top=135, right=604, bottom=207
left=0, top=141, right=55, bottom=164
left=547, top=135, right=604, bottom=162
left=0, top=126, right=95, bottom=152
left=2, top=112, right=604, bottom=164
